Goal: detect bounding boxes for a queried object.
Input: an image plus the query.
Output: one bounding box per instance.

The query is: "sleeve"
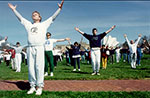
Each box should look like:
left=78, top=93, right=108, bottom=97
left=42, top=8, right=61, bottom=29
left=83, top=33, right=91, bottom=40
left=71, top=45, right=74, bottom=48
left=13, top=9, right=31, bottom=26
left=135, top=37, right=141, bottom=46
left=52, top=39, right=58, bottom=43
left=79, top=44, right=81, bottom=48
left=9, top=45, right=16, bottom=50
left=125, top=36, right=131, bottom=46
left=99, top=32, right=107, bottom=39
left=0, top=39, right=5, bottom=46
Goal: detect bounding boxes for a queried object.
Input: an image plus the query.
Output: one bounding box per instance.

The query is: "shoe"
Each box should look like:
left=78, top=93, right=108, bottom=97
left=78, top=69, right=81, bottom=71
left=50, top=72, right=54, bottom=77
left=27, top=87, right=36, bottom=94
left=73, top=69, right=76, bottom=71
left=97, top=73, right=100, bottom=75
left=35, top=87, right=42, bottom=95
left=44, top=72, right=48, bottom=77
left=91, top=72, right=96, bottom=75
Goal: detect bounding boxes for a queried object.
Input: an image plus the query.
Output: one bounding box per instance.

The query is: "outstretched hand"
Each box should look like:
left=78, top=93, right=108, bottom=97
left=8, top=3, right=17, bottom=10
left=111, top=25, right=116, bottom=30
left=139, top=34, right=142, bottom=37
left=58, top=0, right=64, bottom=9
left=4, top=36, right=8, bottom=41
left=124, top=34, right=127, bottom=37
left=74, top=27, right=79, bottom=31
left=65, top=38, right=70, bottom=41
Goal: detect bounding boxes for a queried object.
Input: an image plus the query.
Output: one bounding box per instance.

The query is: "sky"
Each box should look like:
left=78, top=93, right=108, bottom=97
left=0, top=1, right=150, bottom=46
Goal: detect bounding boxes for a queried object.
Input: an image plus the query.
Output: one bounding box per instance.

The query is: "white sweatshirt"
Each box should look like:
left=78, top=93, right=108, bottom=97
left=13, top=8, right=61, bottom=46
left=0, top=39, right=6, bottom=46
left=45, top=39, right=57, bottom=51
left=125, top=36, right=141, bottom=54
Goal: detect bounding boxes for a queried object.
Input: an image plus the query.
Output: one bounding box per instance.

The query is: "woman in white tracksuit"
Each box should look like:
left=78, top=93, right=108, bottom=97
left=8, top=42, right=26, bottom=72
left=124, top=34, right=141, bottom=69
left=8, top=0, right=64, bottom=95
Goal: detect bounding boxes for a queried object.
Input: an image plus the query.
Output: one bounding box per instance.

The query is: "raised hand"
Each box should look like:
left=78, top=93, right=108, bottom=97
left=65, top=38, right=70, bottom=41
left=4, top=36, right=8, bottom=41
left=124, top=34, right=127, bottom=37
left=74, top=27, right=79, bottom=31
left=58, top=0, right=64, bottom=9
left=111, top=25, right=116, bottom=30
left=8, top=3, right=17, bottom=10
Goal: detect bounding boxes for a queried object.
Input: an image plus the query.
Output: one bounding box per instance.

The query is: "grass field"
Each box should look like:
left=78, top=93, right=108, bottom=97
left=0, top=91, right=150, bottom=98
left=0, top=54, right=150, bottom=80
left=0, top=54, right=150, bottom=97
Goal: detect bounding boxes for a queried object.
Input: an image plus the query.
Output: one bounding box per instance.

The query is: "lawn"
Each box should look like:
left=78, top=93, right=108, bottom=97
left=0, top=91, right=150, bottom=98
left=0, top=54, right=150, bottom=80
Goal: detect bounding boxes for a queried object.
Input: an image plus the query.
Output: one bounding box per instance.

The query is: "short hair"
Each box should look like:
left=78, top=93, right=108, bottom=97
left=32, top=11, right=42, bottom=22
left=74, top=42, right=78, bottom=45
left=102, top=45, right=105, bottom=47
left=16, top=42, right=20, bottom=45
left=92, top=28, right=97, bottom=33
left=46, top=32, right=51, bottom=36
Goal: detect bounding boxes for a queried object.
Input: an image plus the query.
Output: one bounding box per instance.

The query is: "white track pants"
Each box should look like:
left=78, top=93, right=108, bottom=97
left=130, top=53, right=137, bottom=68
left=91, top=49, right=101, bottom=73
left=27, top=46, right=44, bottom=88
left=15, top=53, right=22, bottom=72
left=116, top=53, right=120, bottom=63
left=11, top=58, right=16, bottom=70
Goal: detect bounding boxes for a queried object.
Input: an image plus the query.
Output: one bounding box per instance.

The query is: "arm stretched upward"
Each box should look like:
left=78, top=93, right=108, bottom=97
left=74, top=27, right=84, bottom=35
left=105, top=25, right=116, bottom=34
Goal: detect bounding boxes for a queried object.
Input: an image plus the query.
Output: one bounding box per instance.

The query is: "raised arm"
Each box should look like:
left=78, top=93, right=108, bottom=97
left=135, top=34, right=142, bottom=45
left=56, top=38, right=70, bottom=42
left=51, top=0, right=64, bottom=21
left=8, top=3, right=24, bottom=22
left=105, top=25, right=116, bottom=34
left=75, top=27, right=84, bottom=35
left=0, top=36, right=8, bottom=46
left=124, top=34, right=130, bottom=46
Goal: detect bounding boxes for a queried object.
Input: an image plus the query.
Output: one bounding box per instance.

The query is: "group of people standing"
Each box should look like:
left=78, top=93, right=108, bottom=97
left=4, top=0, right=148, bottom=96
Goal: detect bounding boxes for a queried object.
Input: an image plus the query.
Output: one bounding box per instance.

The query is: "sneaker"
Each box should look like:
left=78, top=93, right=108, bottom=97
left=97, top=73, right=100, bottom=75
left=27, top=87, right=36, bottom=94
left=91, top=72, right=96, bottom=75
left=35, top=87, right=42, bottom=96
left=78, top=69, right=81, bottom=71
left=44, top=72, right=48, bottom=77
left=73, top=69, right=76, bottom=71
left=50, top=72, right=54, bottom=77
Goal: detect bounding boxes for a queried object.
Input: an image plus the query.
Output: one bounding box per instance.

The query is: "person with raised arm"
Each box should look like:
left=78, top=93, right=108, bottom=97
left=44, top=32, right=70, bottom=77
left=75, top=25, right=116, bottom=75
left=0, top=36, right=8, bottom=46
left=124, top=34, right=141, bottom=69
left=8, top=0, right=64, bottom=95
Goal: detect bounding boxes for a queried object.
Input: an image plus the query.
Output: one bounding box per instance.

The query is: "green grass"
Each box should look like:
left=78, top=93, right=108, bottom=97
left=0, top=91, right=150, bottom=98
left=0, top=54, right=150, bottom=80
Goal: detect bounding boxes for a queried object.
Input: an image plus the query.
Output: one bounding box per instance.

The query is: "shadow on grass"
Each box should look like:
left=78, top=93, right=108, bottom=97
left=72, top=71, right=90, bottom=74
left=2, top=80, right=30, bottom=90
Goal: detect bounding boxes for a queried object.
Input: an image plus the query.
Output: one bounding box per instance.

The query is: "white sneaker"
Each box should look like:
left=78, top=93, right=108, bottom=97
left=73, top=69, right=76, bottom=71
left=44, top=72, right=48, bottom=77
left=50, top=72, right=54, bottom=77
left=35, top=87, right=42, bottom=96
left=27, top=87, right=36, bottom=94
left=78, top=69, right=81, bottom=71
left=97, top=73, right=100, bottom=75
left=91, top=72, right=96, bottom=75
